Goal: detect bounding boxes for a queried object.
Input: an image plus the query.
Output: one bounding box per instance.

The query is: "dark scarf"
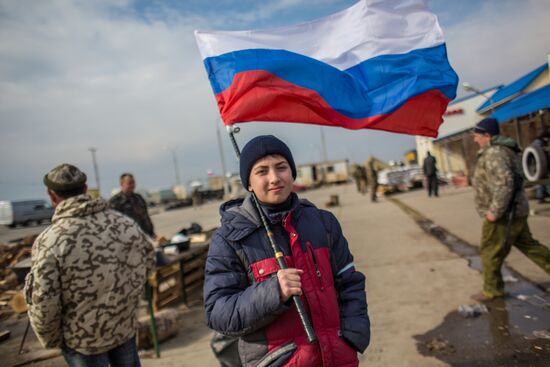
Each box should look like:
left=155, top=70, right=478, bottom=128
left=258, top=193, right=295, bottom=224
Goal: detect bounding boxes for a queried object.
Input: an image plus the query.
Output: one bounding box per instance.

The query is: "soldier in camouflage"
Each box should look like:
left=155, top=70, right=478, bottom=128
left=472, top=118, right=550, bottom=302
left=352, top=163, right=368, bottom=195
left=24, top=164, right=155, bottom=367
left=367, top=156, right=379, bottom=202
left=109, top=173, right=155, bottom=238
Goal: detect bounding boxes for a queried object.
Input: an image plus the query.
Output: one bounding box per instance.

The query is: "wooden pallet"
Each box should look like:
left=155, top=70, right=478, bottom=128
left=149, top=229, right=214, bottom=311
left=149, top=262, right=183, bottom=311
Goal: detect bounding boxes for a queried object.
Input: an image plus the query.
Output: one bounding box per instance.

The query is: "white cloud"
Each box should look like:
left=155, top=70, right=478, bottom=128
left=443, top=0, right=550, bottom=94
left=0, top=1, right=224, bottom=198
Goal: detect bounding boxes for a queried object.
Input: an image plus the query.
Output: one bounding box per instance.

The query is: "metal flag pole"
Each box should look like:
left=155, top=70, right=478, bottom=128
left=226, top=125, right=317, bottom=344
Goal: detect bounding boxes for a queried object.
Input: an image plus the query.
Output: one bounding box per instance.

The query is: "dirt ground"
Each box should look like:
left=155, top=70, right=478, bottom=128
left=3, top=183, right=549, bottom=366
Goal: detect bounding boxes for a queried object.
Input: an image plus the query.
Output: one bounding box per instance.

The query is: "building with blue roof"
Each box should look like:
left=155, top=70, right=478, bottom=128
left=416, top=55, right=550, bottom=181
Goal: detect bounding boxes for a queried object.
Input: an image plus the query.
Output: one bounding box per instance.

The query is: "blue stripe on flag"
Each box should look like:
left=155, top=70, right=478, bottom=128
left=203, top=44, right=457, bottom=118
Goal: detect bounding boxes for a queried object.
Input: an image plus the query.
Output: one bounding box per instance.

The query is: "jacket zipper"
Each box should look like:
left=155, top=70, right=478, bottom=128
left=307, top=242, right=324, bottom=291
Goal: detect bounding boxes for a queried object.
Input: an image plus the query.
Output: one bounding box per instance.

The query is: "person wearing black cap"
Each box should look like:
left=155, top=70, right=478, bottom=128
left=471, top=118, right=550, bottom=302
left=25, top=163, right=155, bottom=366
left=204, top=135, right=370, bottom=366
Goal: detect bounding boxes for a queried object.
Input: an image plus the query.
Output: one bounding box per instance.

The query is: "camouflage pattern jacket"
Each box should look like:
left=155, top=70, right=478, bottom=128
left=473, top=135, right=529, bottom=220
left=24, top=194, right=155, bottom=355
left=109, top=192, right=155, bottom=236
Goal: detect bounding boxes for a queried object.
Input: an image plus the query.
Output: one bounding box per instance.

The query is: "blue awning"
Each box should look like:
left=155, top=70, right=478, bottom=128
left=477, top=63, right=548, bottom=113
left=492, top=84, right=550, bottom=122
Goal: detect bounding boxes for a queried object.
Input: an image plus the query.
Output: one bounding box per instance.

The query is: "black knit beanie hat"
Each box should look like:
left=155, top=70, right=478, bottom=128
left=473, top=117, right=500, bottom=136
left=240, top=135, right=297, bottom=189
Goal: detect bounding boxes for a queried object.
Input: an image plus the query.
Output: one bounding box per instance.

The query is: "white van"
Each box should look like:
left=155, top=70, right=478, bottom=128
left=0, top=200, right=54, bottom=227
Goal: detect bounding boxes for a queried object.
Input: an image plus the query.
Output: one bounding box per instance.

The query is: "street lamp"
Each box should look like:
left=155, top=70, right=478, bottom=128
left=215, top=118, right=228, bottom=177
left=215, top=118, right=229, bottom=196
left=462, top=82, right=495, bottom=112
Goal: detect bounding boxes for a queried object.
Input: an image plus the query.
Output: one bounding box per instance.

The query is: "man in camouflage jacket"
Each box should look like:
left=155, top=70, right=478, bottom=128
left=472, top=118, right=550, bottom=301
left=109, top=173, right=155, bottom=238
left=24, top=164, right=155, bottom=366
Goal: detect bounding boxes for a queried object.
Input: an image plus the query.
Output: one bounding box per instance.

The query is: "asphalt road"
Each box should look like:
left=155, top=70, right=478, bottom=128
left=0, top=223, right=49, bottom=244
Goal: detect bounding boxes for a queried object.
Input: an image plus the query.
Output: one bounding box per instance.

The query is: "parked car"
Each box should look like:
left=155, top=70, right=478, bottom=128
left=378, top=165, right=424, bottom=193
left=0, top=199, right=54, bottom=227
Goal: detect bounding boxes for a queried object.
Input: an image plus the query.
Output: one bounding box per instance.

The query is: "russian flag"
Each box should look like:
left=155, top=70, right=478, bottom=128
left=195, top=0, right=458, bottom=138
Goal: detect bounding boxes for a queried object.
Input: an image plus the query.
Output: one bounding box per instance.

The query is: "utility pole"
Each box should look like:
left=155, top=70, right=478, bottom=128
left=169, top=147, right=182, bottom=186
left=319, top=127, right=328, bottom=184
left=88, top=147, right=101, bottom=196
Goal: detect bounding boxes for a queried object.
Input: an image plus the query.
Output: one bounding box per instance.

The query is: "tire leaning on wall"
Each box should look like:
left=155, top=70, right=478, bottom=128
left=522, top=145, right=549, bottom=181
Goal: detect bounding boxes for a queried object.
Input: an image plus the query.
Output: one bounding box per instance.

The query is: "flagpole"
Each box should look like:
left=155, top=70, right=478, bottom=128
left=319, top=127, right=328, bottom=185
left=226, top=125, right=318, bottom=344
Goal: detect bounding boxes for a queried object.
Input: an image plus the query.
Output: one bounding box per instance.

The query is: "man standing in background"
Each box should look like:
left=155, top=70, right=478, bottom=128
left=423, top=151, right=439, bottom=197
left=110, top=173, right=156, bottom=238
left=353, top=163, right=368, bottom=195
left=367, top=157, right=379, bottom=202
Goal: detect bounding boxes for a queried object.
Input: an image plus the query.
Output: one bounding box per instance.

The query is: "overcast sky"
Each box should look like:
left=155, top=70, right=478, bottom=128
left=1, top=0, right=549, bottom=200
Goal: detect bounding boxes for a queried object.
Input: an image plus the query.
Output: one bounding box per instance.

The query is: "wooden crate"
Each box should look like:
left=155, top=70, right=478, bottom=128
left=149, top=229, right=214, bottom=311
left=180, top=245, right=209, bottom=304
left=149, top=262, right=183, bottom=312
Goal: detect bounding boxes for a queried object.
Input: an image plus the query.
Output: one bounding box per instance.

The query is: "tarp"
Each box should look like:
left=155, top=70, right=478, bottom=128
left=195, top=0, right=458, bottom=137
left=492, top=84, right=550, bottom=122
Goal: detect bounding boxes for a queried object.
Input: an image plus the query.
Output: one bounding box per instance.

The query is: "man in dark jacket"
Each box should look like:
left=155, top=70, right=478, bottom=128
left=423, top=151, right=439, bottom=197
left=109, top=173, right=155, bottom=238
left=366, top=157, right=378, bottom=202
left=204, top=135, right=370, bottom=367
left=352, top=164, right=368, bottom=195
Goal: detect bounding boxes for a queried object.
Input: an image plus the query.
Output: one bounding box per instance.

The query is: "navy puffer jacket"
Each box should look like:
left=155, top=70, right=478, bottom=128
left=204, top=193, right=370, bottom=367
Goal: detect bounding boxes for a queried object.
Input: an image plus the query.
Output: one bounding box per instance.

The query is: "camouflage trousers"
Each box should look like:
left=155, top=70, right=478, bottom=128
left=481, top=216, right=550, bottom=297
left=355, top=179, right=367, bottom=195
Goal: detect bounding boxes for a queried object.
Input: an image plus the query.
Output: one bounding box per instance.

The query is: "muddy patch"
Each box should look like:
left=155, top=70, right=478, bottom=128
left=390, top=197, right=550, bottom=367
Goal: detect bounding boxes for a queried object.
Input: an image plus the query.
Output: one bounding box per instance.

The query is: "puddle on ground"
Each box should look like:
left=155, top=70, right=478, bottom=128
left=390, top=197, right=550, bottom=367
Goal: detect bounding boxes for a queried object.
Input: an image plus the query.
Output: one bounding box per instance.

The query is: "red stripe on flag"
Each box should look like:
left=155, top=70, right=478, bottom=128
left=215, top=70, right=450, bottom=137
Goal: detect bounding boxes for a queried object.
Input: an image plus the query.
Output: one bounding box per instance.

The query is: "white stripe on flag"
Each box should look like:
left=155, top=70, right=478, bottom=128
left=195, top=0, right=445, bottom=70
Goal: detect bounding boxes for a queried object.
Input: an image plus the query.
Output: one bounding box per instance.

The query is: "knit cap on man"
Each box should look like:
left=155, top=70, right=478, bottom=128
left=473, top=118, right=500, bottom=136
left=43, top=163, right=87, bottom=191
left=239, top=135, right=297, bottom=189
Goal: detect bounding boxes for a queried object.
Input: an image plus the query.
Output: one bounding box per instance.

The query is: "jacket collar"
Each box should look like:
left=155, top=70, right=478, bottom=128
left=218, top=192, right=314, bottom=242
left=52, top=194, right=108, bottom=222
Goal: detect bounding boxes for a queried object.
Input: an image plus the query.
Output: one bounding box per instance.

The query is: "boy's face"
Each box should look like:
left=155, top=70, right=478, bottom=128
left=248, top=154, right=293, bottom=204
